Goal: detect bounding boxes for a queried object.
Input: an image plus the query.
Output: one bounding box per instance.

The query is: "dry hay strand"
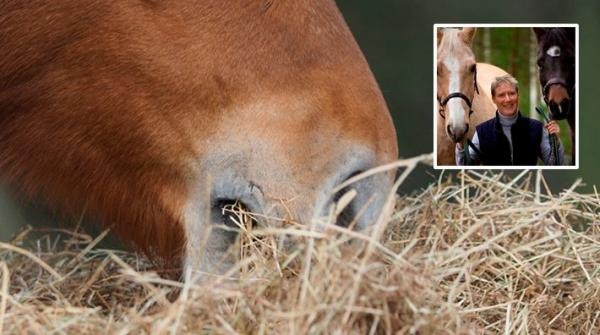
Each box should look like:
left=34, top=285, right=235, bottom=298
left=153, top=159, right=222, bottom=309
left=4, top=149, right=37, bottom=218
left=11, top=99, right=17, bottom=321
left=1, top=155, right=599, bottom=334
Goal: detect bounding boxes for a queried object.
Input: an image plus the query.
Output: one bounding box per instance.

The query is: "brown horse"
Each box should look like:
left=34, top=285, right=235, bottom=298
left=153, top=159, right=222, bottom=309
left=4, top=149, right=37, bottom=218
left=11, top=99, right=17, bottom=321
left=436, top=28, right=508, bottom=165
left=0, top=1, right=398, bottom=276
left=533, top=27, right=576, bottom=164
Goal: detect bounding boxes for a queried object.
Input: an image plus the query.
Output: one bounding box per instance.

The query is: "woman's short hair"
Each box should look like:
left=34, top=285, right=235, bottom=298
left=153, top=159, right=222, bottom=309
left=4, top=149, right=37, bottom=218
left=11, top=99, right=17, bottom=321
left=491, top=75, right=519, bottom=97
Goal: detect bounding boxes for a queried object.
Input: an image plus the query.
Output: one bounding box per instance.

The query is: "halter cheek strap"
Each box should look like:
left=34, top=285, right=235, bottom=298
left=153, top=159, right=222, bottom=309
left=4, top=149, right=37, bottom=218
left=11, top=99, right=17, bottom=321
left=473, top=64, right=479, bottom=95
left=438, top=64, right=479, bottom=119
left=542, top=78, right=569, bottom=97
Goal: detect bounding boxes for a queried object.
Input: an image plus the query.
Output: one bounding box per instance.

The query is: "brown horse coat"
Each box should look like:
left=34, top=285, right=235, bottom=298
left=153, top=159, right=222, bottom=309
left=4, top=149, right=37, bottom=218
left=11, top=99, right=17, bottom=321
left=0, top=1, right=398, bottom=275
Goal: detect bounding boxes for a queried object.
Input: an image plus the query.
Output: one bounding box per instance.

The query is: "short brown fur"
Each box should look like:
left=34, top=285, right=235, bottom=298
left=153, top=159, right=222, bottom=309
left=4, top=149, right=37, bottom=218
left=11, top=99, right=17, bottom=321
left=0, top=1, right=398, bottom=273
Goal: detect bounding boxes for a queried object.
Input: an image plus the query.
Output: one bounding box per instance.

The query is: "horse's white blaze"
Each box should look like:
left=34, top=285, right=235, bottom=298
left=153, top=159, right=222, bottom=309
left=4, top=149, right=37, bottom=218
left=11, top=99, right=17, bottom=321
left=443, top=55, right=466, bottom=128
left=547, top=45, right=561, bottom=57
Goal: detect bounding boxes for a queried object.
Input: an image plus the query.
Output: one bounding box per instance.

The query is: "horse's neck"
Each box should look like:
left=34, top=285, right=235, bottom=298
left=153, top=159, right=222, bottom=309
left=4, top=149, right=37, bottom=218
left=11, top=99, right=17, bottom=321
left=567, top=88, right=576, bottom=130
left=568, top=102, right=576, bottom=130
left=471, top=83, right=496, bottom=129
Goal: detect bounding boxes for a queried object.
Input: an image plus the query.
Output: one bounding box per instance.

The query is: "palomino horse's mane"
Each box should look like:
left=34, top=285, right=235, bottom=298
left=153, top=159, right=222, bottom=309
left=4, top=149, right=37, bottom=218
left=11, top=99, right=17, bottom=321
left=438, top=28, right=474, bottom=57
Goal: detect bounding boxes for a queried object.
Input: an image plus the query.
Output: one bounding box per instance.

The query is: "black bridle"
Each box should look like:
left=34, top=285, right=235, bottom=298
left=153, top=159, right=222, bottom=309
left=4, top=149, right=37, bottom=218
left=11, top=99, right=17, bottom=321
left=438, top=65, right=479, bottom=119
left=542, top=78, right=573, bottom=100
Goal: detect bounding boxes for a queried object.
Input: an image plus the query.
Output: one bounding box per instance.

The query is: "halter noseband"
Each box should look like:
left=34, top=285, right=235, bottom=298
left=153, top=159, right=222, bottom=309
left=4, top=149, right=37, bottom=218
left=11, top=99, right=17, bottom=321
left=542, top=77, right=575, bottom=120
left=438, top=65, right=479, bottom=119
left=542, top=78, right=574, bottom=102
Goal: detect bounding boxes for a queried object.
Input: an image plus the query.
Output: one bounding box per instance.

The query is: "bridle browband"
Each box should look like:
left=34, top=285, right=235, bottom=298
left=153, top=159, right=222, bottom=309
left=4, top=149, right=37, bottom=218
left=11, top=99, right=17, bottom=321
left=438, top=64, right=479, bottom=119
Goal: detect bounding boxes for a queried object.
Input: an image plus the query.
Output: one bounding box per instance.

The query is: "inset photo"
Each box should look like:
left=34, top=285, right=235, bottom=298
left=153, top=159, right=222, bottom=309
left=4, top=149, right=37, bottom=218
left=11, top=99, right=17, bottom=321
left=434, top=24, right=578, bottom=169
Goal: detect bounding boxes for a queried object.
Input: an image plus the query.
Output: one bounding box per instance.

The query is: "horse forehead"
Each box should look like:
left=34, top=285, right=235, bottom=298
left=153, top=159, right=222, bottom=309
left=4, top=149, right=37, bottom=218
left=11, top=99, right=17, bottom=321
left=442, top=56, right=459, bottom=72
left=438, top=38, right=475, bottom=69
left=438, top=30, right=474, bottom=56
left=441, top=56, right=471, bottom=93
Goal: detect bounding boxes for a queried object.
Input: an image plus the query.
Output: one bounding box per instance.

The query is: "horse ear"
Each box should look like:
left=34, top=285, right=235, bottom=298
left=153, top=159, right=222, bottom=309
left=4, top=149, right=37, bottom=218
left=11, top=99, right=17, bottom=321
left=533, top=27, right=547, bottom=42
left=437, top=28, right=443, bottom=46
left=459, top=27, right=477, bottom=45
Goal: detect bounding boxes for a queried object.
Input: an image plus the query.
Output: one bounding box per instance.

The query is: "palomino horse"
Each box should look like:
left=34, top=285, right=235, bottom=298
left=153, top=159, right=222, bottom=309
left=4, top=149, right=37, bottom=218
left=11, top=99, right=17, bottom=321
left=0, top=1, right=398, bottom=276
left=436, top=27, right=508, bottom=165
left=533, top=27, right=576, bottom=164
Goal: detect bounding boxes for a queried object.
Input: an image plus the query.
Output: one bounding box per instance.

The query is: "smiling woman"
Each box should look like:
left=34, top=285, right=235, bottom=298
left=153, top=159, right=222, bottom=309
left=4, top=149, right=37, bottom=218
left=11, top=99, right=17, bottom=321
left=455, top=74, right=565, bottom=166
left=0, top=0, right=398, bottom=276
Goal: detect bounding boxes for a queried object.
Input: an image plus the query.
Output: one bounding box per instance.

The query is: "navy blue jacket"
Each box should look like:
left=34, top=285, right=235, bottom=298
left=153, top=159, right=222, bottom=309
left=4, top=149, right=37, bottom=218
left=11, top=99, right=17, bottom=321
left=476, top=112, right=543, bottom=165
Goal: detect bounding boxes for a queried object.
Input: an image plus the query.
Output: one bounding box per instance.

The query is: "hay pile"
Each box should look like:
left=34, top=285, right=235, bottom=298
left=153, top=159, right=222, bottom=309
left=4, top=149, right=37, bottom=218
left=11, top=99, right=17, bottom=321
left=1, top=155, right=599, bottom=334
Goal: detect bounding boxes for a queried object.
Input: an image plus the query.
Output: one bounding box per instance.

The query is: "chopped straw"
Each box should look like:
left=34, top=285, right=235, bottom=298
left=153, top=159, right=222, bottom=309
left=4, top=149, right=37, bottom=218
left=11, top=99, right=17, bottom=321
left=1, top=153, right=600, bottom=334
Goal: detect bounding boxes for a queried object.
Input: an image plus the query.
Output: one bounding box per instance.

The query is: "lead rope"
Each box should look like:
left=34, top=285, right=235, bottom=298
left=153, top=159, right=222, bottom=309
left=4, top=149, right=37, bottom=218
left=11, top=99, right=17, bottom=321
left=465, top=65, right=479, bottom=165
left=463, top=139, right=482, bottom=165
left=462, top=140, right=470, bottom=165
left=446, top=65, right=481, bottom=165
left=535, top=106, right=559, bottom=165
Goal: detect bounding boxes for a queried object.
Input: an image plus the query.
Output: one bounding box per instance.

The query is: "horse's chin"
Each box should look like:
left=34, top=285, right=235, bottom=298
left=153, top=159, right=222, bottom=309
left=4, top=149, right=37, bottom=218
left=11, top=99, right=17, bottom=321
left=446, top=132, right=466, bottom=144
left=445, top=123, right=469, bottom=144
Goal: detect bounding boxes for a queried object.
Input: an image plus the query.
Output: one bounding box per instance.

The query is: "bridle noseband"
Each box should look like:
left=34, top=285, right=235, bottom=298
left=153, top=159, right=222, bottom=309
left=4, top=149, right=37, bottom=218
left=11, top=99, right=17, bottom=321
left=542, top=77, right=575, bottom=119
left=438, top=65, right=479, bottom=119
left=542, top=78, right=574, bottom=102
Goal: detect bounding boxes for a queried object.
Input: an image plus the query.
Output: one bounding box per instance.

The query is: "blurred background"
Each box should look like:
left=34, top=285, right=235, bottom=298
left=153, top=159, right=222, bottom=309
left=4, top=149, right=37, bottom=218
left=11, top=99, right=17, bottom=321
left=1, top=0, right=598, bottom=241
left=337, top=0, right=598, bottom=193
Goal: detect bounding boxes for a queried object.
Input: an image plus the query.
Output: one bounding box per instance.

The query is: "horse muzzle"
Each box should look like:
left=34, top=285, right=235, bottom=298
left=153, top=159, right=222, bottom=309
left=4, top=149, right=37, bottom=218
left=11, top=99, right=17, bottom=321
left=544, top=79, right=572, bottom=120
left=446, top=123, right=469, bottom=143
left=548, top=98, right=571, bottom=121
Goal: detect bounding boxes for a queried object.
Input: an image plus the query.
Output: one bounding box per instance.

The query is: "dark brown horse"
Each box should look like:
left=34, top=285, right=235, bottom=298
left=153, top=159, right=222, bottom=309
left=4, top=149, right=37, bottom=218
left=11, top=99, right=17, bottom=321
left=0, top=1, right=398, bottom=276
left=533, top=27, right=576, bottom=164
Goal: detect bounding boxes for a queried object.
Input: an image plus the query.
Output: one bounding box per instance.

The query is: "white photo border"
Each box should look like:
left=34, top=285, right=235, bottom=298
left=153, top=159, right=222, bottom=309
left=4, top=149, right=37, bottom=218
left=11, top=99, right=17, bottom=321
left=433, top=23, right=579, bottom=170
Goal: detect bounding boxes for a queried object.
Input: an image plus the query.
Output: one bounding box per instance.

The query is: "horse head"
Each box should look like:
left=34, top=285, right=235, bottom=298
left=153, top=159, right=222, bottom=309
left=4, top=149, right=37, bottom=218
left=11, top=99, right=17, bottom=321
left=0, top=1, right=398, bottom=277
left=533, top=27, right=576, bottom=122
left=436, top=28, right=479, bottom=144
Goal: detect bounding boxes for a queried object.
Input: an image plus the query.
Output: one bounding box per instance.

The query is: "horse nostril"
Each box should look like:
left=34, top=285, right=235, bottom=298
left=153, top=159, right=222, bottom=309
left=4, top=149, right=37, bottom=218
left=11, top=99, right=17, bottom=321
left=332, top=171, right=363, bottom=228
left=212, top=199, right=254, bottom=230
left=447, top=125, right=453, bottom=138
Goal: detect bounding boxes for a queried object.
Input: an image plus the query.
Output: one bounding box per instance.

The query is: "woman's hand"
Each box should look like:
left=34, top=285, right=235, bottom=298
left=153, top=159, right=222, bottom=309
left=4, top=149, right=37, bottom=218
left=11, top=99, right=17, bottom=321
left=545, top=120, right=560, bottom=135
